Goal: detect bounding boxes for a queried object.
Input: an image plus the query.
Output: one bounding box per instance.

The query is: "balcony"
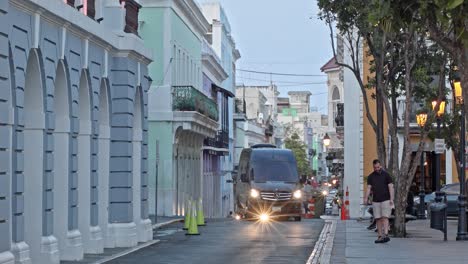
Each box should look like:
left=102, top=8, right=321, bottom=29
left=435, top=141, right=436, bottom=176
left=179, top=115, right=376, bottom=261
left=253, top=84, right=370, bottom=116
left=172, top=86, right=219, bottom=122
left=204, top=130, right=229, bottom=155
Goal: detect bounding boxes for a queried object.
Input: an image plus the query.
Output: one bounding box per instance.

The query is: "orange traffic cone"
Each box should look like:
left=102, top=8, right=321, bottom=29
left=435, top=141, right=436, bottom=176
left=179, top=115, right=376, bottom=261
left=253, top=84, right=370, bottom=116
left=345, top=186, right=350, bottom=220
left=340, top=199, right=346, bottom=221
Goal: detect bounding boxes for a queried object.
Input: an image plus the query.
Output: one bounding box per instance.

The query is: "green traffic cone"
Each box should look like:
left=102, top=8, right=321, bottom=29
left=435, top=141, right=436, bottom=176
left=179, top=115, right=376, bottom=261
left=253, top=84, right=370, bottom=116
left=183, top=199, right=191, bottom=230
left=197, top=198, right=206, bottom=226
left=186, top=202, right=200, bottom=236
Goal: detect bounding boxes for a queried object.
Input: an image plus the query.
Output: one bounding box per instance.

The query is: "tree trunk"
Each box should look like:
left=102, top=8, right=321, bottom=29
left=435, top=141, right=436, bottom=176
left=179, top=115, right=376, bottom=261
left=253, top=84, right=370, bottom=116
left=394, top=174, right=409, bottom=236
left=376, top=91, right=387, bottom=166
left=394, top=33, right=417, bottom=237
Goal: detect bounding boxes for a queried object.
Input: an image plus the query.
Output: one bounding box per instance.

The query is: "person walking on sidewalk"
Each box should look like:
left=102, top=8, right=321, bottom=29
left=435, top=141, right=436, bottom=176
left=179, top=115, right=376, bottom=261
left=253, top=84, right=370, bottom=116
left=364, top=159, right=394, bottom=244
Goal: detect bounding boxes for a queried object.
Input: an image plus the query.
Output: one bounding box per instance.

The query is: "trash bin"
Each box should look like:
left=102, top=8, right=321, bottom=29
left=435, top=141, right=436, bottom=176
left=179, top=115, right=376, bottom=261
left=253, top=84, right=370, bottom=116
left=314, top=195, right=325, bottom=218
left=430, top=202, right=447, bottom=231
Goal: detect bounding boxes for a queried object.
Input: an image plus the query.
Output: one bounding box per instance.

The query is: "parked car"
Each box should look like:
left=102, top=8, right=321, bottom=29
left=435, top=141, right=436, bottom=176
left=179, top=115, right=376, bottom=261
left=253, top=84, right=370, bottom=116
left=414, top=190, right=459, bottom=217
left=441, top=183, right=459, bottom=194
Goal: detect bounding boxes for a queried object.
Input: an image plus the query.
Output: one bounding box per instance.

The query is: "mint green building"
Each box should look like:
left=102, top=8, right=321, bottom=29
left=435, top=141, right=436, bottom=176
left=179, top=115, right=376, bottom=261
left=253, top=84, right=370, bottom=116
left=140, top=0, right=219, bottom=216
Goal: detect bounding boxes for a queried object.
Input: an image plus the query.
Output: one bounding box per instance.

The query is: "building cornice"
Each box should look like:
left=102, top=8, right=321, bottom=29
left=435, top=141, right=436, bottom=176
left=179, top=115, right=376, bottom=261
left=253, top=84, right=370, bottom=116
left=323, top=67, right=341, bottom=73
left=140, top=0, right=209, bottom=40
left=202, top=54, right=228, bottom=83
left=13, top=0, right=152, bottom=64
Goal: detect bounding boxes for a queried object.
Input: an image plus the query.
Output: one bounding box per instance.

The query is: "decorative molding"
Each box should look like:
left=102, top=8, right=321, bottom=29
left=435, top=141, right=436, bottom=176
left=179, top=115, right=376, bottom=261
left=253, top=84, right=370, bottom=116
left=83, top=38, right=89, bottom=69
left=33, top=12, right=41, bottom=48
left=139, top=0, right=209, bottom=40
left=61, top=27, right=67, bottom=59
left=202, top=54, right=227, bottom=83
left=11, top=0, right=152, bottom=64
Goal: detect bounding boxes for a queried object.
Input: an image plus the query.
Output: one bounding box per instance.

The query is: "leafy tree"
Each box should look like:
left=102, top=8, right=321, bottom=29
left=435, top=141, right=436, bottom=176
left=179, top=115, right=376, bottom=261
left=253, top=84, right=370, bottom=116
left=318, top=0, right=449, bottom=236
left=415, top=0, right=468, bottom=111
left=285, top=133, right=312, bottom=178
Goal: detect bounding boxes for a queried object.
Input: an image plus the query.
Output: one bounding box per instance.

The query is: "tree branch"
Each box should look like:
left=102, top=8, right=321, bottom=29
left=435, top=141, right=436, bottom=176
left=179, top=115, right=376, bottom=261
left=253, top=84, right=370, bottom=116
left=326, top=17, right=379, bottom=133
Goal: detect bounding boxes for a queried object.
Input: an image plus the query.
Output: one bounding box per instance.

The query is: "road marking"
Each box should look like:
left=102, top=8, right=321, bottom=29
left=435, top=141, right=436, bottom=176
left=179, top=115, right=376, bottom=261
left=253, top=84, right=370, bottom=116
left=306, top=219, right=337, bottom=264
left=94, top=240, right=160, bottom=264
left=155, top=229, right=179, bottom=237
left=152, top=218, right=183, bottom=229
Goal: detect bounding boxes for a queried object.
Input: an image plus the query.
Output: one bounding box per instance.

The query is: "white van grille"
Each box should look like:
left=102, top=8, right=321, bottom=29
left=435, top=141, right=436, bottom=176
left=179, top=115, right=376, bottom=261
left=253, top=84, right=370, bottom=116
left=260, top=191, right=292, bottom=201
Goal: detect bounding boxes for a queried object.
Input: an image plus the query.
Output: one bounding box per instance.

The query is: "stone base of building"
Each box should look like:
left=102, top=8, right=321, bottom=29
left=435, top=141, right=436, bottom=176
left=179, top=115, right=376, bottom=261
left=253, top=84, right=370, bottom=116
left=84, top=226, right=104, bottom=254
left=137, top=219, right=153, bottom=242
left=40, top=235, right=60, bottom=264
left=107, top=223, right=138, bottom=248
left=11, top=242, right=31, bottom=264
left=0, top=251, right=15, bottom=264
left=60, top=230, right=83, bottom=261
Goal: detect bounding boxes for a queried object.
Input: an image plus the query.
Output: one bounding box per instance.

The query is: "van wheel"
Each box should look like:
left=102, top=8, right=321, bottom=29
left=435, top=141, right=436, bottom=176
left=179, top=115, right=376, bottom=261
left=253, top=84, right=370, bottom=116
left=294, top=216, right=302, bottom=222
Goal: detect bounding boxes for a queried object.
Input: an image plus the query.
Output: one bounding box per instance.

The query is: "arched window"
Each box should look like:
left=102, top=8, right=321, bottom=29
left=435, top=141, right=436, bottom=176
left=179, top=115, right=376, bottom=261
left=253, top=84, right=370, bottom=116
left=332, top=86, right=340, bottom=101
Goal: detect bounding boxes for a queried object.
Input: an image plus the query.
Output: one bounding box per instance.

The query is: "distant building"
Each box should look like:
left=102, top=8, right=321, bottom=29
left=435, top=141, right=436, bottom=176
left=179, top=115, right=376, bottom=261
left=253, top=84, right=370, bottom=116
left=321, top=56, right=344, bottom=130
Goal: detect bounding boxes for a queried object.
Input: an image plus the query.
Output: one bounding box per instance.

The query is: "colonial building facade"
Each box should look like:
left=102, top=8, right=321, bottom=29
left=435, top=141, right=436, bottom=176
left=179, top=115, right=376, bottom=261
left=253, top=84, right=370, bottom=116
left=201, top=2, right=241, bottom=217
left=0, top=0, right=152, bottom=263
left=141, top=0, right=218, bottom=217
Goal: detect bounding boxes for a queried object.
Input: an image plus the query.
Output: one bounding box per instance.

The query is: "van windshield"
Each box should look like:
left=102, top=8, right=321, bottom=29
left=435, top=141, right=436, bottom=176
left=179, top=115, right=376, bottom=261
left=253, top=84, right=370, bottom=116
left=252, top=161, right=298, bottom=182
left=250, top=150, right=299, bottom=182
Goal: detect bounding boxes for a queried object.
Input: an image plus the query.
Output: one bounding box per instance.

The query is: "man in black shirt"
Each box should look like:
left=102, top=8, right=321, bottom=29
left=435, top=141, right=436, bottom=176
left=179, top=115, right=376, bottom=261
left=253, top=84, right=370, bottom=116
left=364, top=159, right=394, bottom=243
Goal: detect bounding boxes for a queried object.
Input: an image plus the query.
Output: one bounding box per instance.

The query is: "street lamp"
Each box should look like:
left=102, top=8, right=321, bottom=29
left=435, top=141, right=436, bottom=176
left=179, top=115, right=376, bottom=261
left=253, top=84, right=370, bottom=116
left=453, top=76, right=467, bottom=240
left=432, top=99, right=446, bottom=203
left=416, top=112, right=427, bottom=219
left=323, top=133, right=331, bottom=147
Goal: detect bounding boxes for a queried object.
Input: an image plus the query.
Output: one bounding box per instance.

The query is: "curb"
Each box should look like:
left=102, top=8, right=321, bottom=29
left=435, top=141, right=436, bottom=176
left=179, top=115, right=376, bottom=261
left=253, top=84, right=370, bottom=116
left=89, top=219, right=183, bottom=264
left=94, top=240, right=160, bottom=264
left=152, top=218, right=184, bottom=229
left=306, top=219, right=337, bottom=264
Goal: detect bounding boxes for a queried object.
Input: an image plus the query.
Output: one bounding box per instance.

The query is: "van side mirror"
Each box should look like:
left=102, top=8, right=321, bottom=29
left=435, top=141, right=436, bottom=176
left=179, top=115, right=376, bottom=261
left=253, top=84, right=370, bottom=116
left=240, top=173, right=248, bottom=182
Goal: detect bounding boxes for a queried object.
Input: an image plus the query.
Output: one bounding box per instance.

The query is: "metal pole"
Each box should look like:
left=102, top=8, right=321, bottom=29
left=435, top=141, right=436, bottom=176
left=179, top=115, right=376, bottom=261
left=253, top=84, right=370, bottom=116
left=444, top=193, right=448, bottom=241
left=155, top=163, right=158, bottom=224
left=418, top=152, right=426, bottom=219
left=457, top=105, right=467, bottom=240
left=435, top=118, right=443, bottom=203
left=155, top=140, right=160, bottom=224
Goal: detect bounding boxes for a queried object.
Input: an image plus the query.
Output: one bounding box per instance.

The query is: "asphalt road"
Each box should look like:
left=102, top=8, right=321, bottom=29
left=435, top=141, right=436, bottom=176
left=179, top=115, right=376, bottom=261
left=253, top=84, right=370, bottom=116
left=108, top=218, right=324, bottom=264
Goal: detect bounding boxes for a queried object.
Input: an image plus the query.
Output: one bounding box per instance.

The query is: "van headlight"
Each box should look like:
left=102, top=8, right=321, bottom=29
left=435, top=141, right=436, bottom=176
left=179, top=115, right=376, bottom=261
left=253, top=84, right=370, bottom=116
left=293, top=190, right=302, bottom=199
left=250, top=189, right=259, bottom=198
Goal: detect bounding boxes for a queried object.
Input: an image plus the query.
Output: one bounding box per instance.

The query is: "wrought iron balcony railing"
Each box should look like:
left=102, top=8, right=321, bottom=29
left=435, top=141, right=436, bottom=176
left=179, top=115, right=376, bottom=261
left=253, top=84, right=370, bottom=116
left=172, top=86, right=219, bottom=122
left=204, top=129, right=229, bottom=150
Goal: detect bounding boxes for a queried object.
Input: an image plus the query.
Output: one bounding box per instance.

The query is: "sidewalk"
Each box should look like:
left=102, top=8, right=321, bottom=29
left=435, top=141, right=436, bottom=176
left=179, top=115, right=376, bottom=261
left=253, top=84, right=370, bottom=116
left=61, top=217, right=182, bottom=264
left=341, top=219, right=468, bottom=264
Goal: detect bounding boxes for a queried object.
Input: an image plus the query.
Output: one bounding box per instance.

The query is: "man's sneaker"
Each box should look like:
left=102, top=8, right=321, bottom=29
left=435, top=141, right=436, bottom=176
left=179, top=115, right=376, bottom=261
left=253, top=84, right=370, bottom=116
left=382, top=236, right=390, bottom=243
left=374, top=237, right=384, bottom=243
left=367, top=222, right=376, bottom=230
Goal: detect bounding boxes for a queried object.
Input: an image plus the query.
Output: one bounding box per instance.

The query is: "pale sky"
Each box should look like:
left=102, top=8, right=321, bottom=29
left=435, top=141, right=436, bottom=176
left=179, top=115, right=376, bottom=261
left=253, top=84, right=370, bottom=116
left=199, top=0, right=333, bottom=114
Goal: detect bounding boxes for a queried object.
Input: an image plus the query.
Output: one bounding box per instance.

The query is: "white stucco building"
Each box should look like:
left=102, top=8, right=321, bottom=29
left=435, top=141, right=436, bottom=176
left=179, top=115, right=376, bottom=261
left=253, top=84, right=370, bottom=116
left=201, top=2, right=241, bottom=217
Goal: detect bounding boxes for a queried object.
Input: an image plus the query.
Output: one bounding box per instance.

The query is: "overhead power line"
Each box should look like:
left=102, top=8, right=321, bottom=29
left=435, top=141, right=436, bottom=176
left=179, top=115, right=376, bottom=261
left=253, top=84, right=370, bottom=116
left=237, top=68, right=326, bottom=77
left=237, top=76, right=326, bottom=85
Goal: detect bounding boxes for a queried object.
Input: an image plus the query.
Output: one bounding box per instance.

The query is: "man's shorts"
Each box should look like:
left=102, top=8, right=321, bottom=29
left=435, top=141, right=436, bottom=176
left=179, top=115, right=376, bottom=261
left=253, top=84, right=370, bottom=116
left=372, top=200, right=392, bottom=219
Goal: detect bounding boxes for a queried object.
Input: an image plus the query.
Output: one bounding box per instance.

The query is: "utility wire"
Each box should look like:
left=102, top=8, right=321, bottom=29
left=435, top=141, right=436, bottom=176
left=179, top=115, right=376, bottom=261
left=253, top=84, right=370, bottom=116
left=237, top=76, right=326, bottom=85
left=237, top=68, right=326, bottom=77
left=238, top=92, right=327, bottom=98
